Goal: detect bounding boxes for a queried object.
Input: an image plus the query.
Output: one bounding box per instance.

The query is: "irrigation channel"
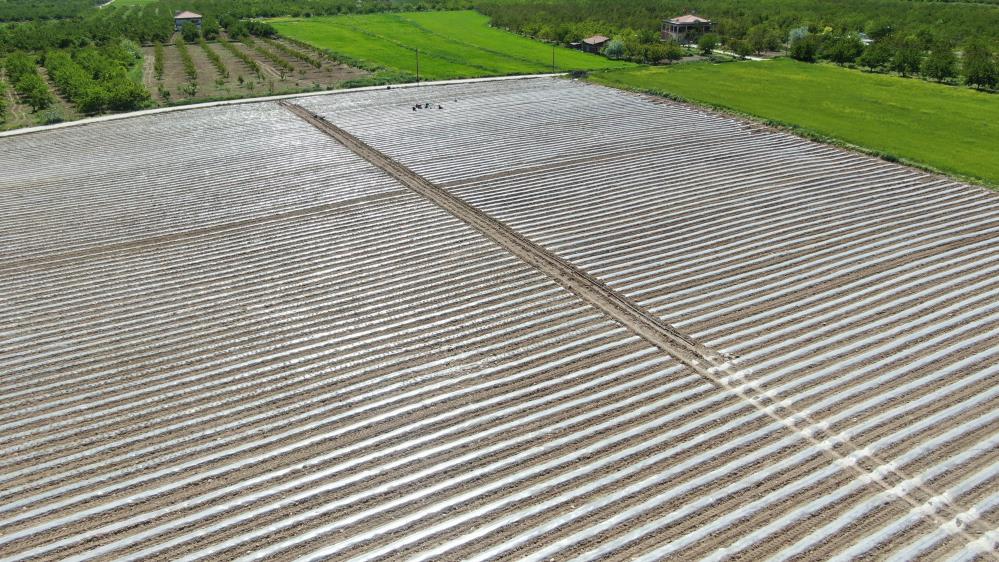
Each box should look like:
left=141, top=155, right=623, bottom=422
left=279, top=99, right=995, bottom=550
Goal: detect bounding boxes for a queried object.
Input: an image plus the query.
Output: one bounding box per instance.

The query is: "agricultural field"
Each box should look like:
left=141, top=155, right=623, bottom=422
left=590, top=59, right=999, bottom=187
left=268, top=10, right=634, bottom=80
left=144, top=37, right=366, bottom=104
left=1, top=77, right=996, bottom=559
left=0, top=66, right=78, bottom=131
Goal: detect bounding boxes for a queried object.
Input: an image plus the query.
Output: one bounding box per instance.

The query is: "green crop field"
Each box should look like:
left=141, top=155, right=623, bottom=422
left=268, top=11, right=633, bottom=80
left=591, top=59, right=999, bottom=187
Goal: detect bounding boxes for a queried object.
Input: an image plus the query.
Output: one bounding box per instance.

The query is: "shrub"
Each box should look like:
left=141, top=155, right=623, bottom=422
left=174, top=36, right=197, bottom=82
left=788, top=27, right=810, bottom=45
left=698, top=33, right=719, bottom=55
left=37, top=107, right=64, bottom=125
left=663, top=41, right=685, bottom=64
left=153, top=42, right=165, bottom=80
left=603, top=39, right=625, bottom=59
left=201, top=17, right=220, bottom=41
left=227, top=21, right=248, bottom=41
left=180, top=22, right=200, bottom=44
left=729, top=39, right=753, bottom=59
left=245, top=21, right=277, bottom=38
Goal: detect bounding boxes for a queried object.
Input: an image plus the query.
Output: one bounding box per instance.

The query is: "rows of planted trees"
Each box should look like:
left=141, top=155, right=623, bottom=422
left=0, top=0, right=466, bottom=54
left=0, top=0, right=464, bottom=125
left=3, top=52, right=55, bottom=111
left=44, top=41, right=149, bottom=113
left=477, top=0, right=999, bottom=47
left=0, top=0, right=100, bottom=22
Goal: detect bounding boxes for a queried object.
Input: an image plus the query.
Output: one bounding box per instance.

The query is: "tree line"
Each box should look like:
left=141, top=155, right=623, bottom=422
left=0, top=0, right=469, bottom=54
left=477, top=0, right=998, bottom=90
left=0, top=0, right=103, bottom=22
left=787, top=29, right=998, bottom=89
left=475, top=0, right=999, bottom=51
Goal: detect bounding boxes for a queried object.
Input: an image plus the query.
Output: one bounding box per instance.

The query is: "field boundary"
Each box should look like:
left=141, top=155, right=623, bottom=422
left=0, top=73, right=564, bottom=139
left=585, top=74, right=999, bottom=192
left=279, top=99, right=999, bottom=555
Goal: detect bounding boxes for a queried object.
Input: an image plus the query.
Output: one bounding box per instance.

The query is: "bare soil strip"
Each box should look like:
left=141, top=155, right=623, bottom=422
left=277, top=100, right=995, bottom=553
left=279, top=101, right=719, bottom=372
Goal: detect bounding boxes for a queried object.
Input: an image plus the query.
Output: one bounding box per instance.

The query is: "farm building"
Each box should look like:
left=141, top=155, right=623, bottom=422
left=0, top=77, right=997, bottom=560
left=580, top=34, right=610, bottom=53
left=662, top=13, right=713, bottom=42
left=172, top=10, right=202, bottom=32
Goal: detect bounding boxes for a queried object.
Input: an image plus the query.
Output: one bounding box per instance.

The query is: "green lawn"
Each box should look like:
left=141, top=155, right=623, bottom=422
left=268, top=11, right=633, bottom=81
left=591, top=59, right=999, bottom=187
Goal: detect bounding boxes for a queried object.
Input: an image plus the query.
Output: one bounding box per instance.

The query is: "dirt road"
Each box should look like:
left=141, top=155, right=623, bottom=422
left=279, top=101, right=722, bottom=374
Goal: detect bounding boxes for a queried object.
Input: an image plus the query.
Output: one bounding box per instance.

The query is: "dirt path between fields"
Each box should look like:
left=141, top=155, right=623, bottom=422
left=279, top=101, right=718, bottom=371
left=279, top=100, right=998, bottom=555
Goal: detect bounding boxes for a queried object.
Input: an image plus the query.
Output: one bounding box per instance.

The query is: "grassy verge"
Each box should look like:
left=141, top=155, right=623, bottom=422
left=590, top=59, right=999, bottom=188
left=268, top=10, right=633, bottom=81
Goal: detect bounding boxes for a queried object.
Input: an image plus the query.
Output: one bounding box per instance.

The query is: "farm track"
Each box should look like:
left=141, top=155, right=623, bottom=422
left=279, top=102, right=724, bottom=379
left=1, top=77, right=997, bottom=560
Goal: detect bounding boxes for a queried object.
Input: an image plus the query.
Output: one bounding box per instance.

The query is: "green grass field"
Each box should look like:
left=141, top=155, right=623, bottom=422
left=268, top=11, right=633, bottom=80
left=590, top=59, right=999, bottom=187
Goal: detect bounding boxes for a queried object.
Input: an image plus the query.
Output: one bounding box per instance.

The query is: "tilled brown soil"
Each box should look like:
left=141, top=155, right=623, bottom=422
left=142, top=38, right=367, bottom=106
